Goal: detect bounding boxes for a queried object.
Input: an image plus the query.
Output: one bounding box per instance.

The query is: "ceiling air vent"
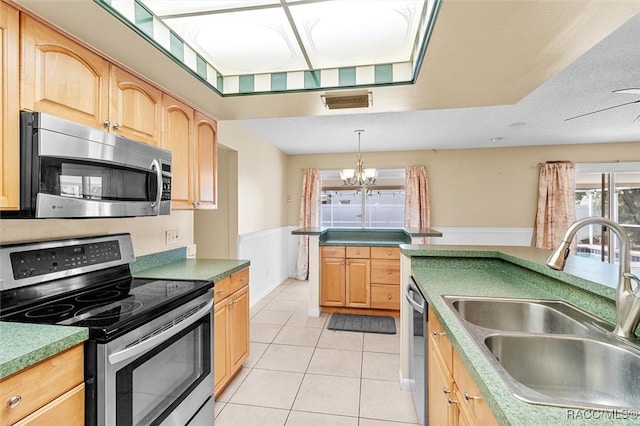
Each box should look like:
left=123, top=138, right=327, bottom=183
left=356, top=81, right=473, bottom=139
left=321, top=90, right=373, bottom=110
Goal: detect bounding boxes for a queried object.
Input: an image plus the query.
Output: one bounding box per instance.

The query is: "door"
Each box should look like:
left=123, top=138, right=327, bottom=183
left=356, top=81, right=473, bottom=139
left=345, top=258, right=370, bottom=307
left=20, top=15, right=110, bottom=129
left=0, top=3, right=19, bottom=210
left=194, top=112, right=217, bottom=208
left=162, top=94, right=194, bottom=210
left=320, top=257, right=345, bottom=306
left=109, top=65, right=162, bottom=145
left=229, top=286, right=249, bottom=372
left=213, top=300, right=229, bottom=395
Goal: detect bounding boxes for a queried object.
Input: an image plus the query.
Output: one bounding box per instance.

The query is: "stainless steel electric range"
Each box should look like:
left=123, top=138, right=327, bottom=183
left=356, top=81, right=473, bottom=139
left=0, top=234, right=214, bottom=426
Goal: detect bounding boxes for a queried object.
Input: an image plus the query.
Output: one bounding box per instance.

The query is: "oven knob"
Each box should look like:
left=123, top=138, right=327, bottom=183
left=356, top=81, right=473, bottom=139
left=7, top=395, right=22, bottom=409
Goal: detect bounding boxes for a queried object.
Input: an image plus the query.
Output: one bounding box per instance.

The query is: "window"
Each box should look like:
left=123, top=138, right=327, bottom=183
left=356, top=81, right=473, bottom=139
left=575, top=162, right=640, bottom=268
left=320, top=168, right=405, bottom=228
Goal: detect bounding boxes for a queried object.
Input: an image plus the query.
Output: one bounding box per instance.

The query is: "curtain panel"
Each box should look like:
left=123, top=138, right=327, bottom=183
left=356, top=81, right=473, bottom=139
left=405, top=165, right=431, bottom=243
left=295, top=168, right=319, bottom=280
left=532, top=161, right=576, bottom=250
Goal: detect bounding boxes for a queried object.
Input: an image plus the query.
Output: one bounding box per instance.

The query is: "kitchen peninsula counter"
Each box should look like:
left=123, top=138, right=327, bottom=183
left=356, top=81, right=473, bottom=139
left=401, top=244, right=637, bottom=425
left=292, top=227, right=442, bottom=316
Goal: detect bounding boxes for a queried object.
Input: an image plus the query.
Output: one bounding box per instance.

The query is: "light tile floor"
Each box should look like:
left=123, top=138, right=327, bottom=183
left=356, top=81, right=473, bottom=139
left=214, top=278, right=419, bottom=426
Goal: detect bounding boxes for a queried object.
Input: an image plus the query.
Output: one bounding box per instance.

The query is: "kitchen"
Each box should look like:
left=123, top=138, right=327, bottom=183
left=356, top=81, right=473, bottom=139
left=2, top=0, right=640, bottom=425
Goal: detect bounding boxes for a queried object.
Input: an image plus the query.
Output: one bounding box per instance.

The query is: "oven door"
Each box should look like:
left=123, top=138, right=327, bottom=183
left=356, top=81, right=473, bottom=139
left=97, top=292, right=213, bottom=426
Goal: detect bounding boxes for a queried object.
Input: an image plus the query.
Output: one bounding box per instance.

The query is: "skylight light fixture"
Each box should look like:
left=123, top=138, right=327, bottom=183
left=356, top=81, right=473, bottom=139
left=340, top=130, right=376, bottom=187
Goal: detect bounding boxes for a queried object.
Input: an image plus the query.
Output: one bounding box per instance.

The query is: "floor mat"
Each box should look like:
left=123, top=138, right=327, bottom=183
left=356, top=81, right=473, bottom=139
left=327, top=313, right=396, bottom=334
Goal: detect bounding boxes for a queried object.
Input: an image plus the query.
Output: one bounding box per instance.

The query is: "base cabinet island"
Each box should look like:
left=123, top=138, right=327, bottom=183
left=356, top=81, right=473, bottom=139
left=292, top=228, right=442, bottom=317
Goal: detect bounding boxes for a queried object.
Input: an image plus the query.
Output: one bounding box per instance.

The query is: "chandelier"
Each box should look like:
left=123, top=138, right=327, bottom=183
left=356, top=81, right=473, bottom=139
left=340, top=130, right=377, bottom=187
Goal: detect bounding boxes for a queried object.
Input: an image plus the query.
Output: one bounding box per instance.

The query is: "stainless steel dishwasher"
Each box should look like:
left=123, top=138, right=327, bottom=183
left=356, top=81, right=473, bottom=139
left=405, top=276, right=428, bottom=425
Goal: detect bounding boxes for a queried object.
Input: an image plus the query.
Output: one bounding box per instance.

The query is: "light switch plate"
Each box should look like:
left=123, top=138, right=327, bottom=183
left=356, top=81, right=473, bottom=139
left=165, top=229, right=179, bottom=245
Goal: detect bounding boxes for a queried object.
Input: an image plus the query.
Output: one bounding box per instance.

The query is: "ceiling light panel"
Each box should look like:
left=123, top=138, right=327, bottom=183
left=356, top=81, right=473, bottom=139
left=164, top=9, right=307, bottom=75
left=289, top=1, right=426, bottom=69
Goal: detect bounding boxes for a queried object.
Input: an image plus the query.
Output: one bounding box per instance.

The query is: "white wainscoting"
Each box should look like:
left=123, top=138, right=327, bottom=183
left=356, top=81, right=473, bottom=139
left=237, top=225, right=298, bottom=307
left=429, top=227, right=534, bottom=246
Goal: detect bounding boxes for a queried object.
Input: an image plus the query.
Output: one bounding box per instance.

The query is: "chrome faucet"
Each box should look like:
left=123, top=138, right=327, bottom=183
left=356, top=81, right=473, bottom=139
left=547, top=217, right=640, bottom=339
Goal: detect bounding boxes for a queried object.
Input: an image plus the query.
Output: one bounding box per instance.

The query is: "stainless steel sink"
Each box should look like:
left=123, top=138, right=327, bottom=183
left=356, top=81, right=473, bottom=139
left=441, top=296, right=640, bottom=410
left=450, top=298, right=591, bottom=335
left=485, top=334, right=640, bottom=409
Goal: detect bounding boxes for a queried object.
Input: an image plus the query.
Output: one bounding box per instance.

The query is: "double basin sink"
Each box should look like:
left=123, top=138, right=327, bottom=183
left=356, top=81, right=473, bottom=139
left=442, top=296, right=640, bottom=410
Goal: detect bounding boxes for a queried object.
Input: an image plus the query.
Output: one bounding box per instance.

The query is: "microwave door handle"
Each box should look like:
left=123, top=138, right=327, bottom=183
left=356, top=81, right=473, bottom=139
left=150, top=159, right=162, bottom=209
left=108, top=299, right=213, bottom=366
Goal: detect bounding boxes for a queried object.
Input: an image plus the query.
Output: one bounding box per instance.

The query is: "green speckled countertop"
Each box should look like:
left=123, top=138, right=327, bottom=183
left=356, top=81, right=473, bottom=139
left=292, top=227, right=442, bottom=246
left=403, top=244, right=639, bottom=425
left=132, top=258, right=250, bottom=282
left=0, top=322, right=88, bottom=379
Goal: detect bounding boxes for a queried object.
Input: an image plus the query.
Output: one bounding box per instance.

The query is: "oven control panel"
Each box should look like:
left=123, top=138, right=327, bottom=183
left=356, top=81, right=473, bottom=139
left=10, top=240, right=122, bottom=280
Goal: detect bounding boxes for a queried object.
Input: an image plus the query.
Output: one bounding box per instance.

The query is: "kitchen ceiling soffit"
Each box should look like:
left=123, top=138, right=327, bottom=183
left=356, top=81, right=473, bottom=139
left=98, top=0, right=441, bottom=96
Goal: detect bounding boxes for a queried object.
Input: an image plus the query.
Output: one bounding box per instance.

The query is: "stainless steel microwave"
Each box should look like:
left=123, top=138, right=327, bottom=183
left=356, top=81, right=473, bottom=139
left=3, top=112, right=172, bottom=219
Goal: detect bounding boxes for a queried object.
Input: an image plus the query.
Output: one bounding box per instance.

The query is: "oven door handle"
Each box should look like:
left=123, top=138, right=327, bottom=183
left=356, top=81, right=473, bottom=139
left=108, top=299, right=213, bottom=366
left=405, top=279, right=425, bottom=314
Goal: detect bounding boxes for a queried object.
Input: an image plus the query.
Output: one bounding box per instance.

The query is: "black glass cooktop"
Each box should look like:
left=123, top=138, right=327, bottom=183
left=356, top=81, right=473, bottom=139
left=1, top=277, right=213, bottom=341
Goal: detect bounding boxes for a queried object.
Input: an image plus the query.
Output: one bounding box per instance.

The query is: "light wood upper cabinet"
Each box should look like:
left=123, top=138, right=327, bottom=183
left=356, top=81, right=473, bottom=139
left=0, top=2, right=19, bottom=210
left=20, top=15, right=110, bottom=129
left=109, top=66, right=162, bottom=145
left=194, top=112, right=218, bottom=208
left=161, top=94, right=194, bottom=210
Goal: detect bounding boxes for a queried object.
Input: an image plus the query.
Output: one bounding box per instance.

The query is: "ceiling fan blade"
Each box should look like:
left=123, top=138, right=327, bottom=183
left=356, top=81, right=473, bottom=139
left=565, top=99, right=640, bottom=121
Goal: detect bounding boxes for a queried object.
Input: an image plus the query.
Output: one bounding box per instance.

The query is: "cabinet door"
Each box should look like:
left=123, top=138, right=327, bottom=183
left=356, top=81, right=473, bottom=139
left=0, top=3, right=19, bottom=210
left=428, top=339, right=457, bottom=426
left=320, top=257, right=345, bottom=306
left=194, top=112, right=217, bottom=208
left=20, top=15, right=110, bottom=129
left=162, top=94, right=194, bottom=210
left=453, top=350, right=498, bottom=426
left=229, top=286, right=249, bottom=373
left=109, top=65, right=162, bottom=145
left=345, top=258, right=370, bottom=307
left=213, top=300, right=229, bottom=397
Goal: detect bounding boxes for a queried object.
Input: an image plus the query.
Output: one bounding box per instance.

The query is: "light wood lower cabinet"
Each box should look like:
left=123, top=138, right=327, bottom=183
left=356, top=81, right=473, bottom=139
left=320, top=245, right=400, bottom=313
left=214, top=268, right=250, bottom=398
left=0, top=344, right=84, bottom=426
left=428, top=307, right=498, bottom=426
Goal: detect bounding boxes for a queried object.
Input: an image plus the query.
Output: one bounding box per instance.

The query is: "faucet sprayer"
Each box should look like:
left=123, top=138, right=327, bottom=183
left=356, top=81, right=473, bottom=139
left=546, top=217, right=640, bottom=339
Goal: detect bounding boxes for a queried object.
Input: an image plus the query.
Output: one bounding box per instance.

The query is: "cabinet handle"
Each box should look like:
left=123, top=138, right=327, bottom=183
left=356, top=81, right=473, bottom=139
left=442, top=387, right=451, bottom=395
left=387, top=250, right=392, bottom=256
left=331, top=250, right=336, bottom=254
left=432, top=331, right=446, bottom=337
left=239, top=277, right=245, bottom=282
left=356, top=250, right=360, bottom=255
left=216, top=289, right=224, bottom=294
left=112, top=122, right=120, bottom=130
left=387, top=270, right=392, bottom=275
left=7, top=395, right=21, bottom=409
left=387, top=295, right=392, bottom=300
left=447, top=397, right=459, bottom=405
left=103, top=119, right=111, bottom=129
left=229, top=300, right=237, bottom=307
left=464, top=392, right=480, bottom=401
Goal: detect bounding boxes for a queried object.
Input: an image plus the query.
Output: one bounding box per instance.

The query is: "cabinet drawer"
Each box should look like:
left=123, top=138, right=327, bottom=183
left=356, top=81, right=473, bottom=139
left=229, top=268, right=249, bottom=294
left=370, top=284, right=400, bottom=310
left=322, top=246, right=345, bottom=258
left=371, top=247, right=400, bottom=260
left=370, top=259, right=400, bottom=284
left=13, top=383, right=84, bottom=426
left=1, top=344, right=83, bottom=425
left=346, top=246, right=370, bottom=259
left=214, top=276, right=231, bottom=303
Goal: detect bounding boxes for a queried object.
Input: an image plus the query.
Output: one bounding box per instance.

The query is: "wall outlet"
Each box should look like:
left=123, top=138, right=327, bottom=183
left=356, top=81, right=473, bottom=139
left=165, top=229, right=179, bottom=245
